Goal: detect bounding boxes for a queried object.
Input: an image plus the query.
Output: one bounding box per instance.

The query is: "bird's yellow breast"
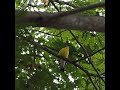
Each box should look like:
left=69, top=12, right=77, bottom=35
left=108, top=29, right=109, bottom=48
left=58, top=46, right=69, bottom=58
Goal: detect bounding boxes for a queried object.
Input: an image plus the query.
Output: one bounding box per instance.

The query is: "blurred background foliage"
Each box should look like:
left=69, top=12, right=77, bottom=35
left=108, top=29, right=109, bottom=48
left=15, top=0, right=105, bottom=90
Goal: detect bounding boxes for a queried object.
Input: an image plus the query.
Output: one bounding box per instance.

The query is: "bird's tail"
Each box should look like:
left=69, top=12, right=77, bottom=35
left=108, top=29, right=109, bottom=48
left=59, top=59, right=66, bottom=72
left=60, top=67, right=64, bottom=72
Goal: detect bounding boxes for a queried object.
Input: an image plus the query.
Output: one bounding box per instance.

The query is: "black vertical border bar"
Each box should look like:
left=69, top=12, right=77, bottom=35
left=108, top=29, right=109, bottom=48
left=105, top=0, right=113, bottom=90
left=1, top=0, right=15, bottom=90
left=8, top=0, right=15, bottom=89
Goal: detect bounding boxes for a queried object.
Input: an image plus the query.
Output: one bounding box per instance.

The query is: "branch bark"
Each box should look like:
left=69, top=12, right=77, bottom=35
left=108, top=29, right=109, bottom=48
left=16, top=10, right=105, bottom=32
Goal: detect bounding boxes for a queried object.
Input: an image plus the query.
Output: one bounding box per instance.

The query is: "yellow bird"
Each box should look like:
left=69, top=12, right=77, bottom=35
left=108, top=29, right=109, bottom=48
left=58, top=46, right=69, bottom=72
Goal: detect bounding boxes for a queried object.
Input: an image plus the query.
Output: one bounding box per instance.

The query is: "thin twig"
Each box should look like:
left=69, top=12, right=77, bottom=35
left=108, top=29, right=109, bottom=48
left=35, top=30, right=61, bottom=37
left=28, top=3, right=44, bottom=7
left=28, top=1, right=78, bottom=8
left=22, top=54, right=42, bottom=58
left=49, top=0, right=60, bottom=12
left=46, top=2, right=105, bottom=20
left=42, top=45, right=58, bottom=52
left=88, top=75, right=98, bottom=90
left=55, top=0, right=78, bottom=8
left=74, top=47, right=105, bottom=62
left=90, top=73, right=105, bottom=78
left=15, top=0, right=28, bottom=15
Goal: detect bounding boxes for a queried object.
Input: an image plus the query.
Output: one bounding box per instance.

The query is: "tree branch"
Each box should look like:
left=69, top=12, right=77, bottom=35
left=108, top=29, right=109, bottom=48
left=21, top=36, right=105, bottom=89
left=33, top=30, right=61, bottom=37
left=49, top=0, right=60, bottom=12
left=47, top=2, right=105, bottom=20
left=55, top=0, right=78, bottom=8
left=36, top=44, right=99, bottom=89
left=28, top=3, right=45, bottom=7
left=69, top=30, right=105, bottom=83
left=88, top=75, right=98, bottom=90
left=22, top=36, right=97, bottom=75
left=22, top=53, right=105, bottom=79
left=16, top=10, right=105, bottom=32
left=90, top=72, right=105, bottom=78
left=38, top=44, right=105, bottom=79
left=74, top=47, right=105, bottom=62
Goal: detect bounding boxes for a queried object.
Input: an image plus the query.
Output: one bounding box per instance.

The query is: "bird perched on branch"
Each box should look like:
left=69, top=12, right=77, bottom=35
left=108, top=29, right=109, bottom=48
left=58, top=46, right=69, bottom=72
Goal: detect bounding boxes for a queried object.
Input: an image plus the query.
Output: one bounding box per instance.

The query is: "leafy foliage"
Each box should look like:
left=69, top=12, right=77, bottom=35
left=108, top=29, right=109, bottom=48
left=15, top=0, right=105, bottom=90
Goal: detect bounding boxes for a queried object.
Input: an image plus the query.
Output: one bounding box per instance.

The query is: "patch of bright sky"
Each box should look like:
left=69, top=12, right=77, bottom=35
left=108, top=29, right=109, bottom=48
left=27, top=0, right=73, bottom=12
left=39, top=53, right=43, bottom=56
left=53, top=79, right=59, bottom=84
left=53, top=75, right=63, bottom=84
left=49, top=68, right=52, bottom=72
left=55, top=60, right=59, bottom=64
left=39, top=42, right=43, bottom=45
left=53, top=73, right=75, bottom=84
left=21, top=48, right=30, bottom=55
left=27, top=76, right=30, bottom=79
left=52, top=73, right=56, bottom=76
left=21, top=69, right=28, bottom=74
left=74, top=88, right=78, bottom=90
left=68, top=73, right=74, bottom=82
left=81, top=54, right=84, bottom=57
left=76, top=58, right=78, bottom=60
left=41, top=57, right=45, bottom=60
left=16, top=75, right=19, bottom=79
left=86, top=58, right=89, bottom=63
left=39, top=60, right=42, bottom=64
left=15, top=67, right=18, bottom=69
left=96, top=9, right=105, bottom=17
left=34, top=31, right=49, bottom=42
left=32, top=72, right=35, bottom=74
left=34, top=38, right=38, bottom=42
left=90, top=31, right=96, bottom=34
left=49, top=55, right=52, bottom=58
